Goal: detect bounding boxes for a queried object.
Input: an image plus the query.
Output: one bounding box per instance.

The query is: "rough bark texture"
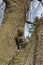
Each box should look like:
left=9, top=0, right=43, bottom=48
left=0, top=0, right=43, bottom=65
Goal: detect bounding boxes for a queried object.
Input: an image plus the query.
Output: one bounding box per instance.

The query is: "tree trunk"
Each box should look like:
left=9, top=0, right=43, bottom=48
left=0, top=0, right=43, bottom=65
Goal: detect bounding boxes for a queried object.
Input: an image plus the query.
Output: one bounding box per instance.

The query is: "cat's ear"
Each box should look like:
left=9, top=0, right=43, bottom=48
left=41, top=0, right=43, bottom=5
left=38, top=0, right=43, bottom=5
